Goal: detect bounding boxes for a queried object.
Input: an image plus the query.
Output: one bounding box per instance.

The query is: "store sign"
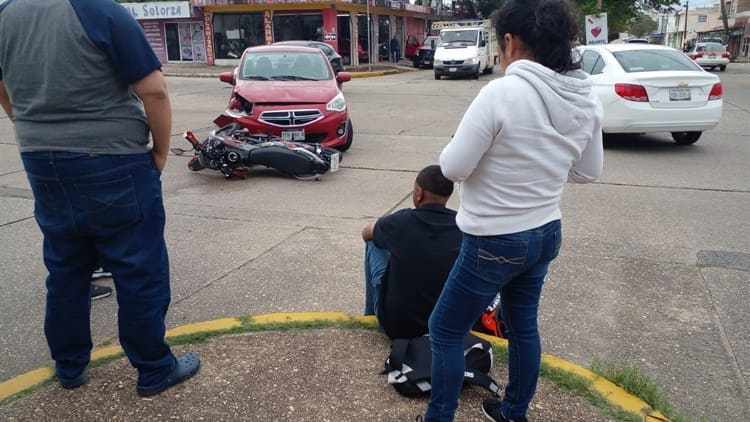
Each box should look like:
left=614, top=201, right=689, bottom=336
left=120, top=2, right=191, bottom=20
left=263, top=10, right=273, bottom=45
left=584, top=13, right=608, bottom=45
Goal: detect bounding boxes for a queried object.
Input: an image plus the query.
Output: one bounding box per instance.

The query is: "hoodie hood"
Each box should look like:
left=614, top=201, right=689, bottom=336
left=505, top=60, right=598, bottom=135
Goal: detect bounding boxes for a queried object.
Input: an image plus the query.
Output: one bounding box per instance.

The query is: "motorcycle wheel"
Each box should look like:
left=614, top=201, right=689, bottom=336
left=187, top=156, right=205, bottom=171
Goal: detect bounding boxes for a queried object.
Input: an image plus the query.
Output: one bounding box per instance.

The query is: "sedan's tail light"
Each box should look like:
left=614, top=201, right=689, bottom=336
left=709, top=83, right=723, bottom=100
left=722, top=52, right=730, bottom=58
left=615, top=83, right=649, bottom=102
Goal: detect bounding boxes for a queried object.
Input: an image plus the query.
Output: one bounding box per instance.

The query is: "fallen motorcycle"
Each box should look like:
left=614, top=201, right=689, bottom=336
left=171, top=123, right=341, bottom=180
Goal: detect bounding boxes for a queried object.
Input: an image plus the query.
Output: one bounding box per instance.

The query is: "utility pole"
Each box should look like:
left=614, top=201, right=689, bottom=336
left=597, top=0, right=602, bottom=11
left=366, top=0, right=371, bottom=71
left=682, top=1, right=690, bottom=50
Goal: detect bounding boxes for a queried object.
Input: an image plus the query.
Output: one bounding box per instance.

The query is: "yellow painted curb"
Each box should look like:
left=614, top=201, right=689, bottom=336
left=91, top=345, right=124, bottom=361
left=350, top=71, right=386, bottom=78
left=165, top=317, right=241, bottom=337
left=0, top=367, right=54, bottom=402
left=0, top=312, right=670, bottom=421
left=474, top=332, right=669, bottom=421
left=250, top=311, right=350, bottom=324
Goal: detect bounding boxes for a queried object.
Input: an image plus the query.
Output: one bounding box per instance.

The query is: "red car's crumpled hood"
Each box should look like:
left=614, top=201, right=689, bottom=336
left=234, top=80, right=338, bottom=104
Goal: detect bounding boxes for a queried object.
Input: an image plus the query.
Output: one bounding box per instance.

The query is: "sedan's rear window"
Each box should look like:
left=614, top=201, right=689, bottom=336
left=696, top=43, right=726, bottom=52
left=613, top=50, right=700, bottom=73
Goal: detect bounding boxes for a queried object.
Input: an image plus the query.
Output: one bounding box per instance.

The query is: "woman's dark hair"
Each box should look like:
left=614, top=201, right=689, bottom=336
left=491, top=0, right=580, bottom=72
left=416, top=165, right=454, bottom=198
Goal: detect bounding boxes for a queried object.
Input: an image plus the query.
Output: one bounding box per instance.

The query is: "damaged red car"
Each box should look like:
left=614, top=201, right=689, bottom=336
left=216, top=45, right=354, bottom=151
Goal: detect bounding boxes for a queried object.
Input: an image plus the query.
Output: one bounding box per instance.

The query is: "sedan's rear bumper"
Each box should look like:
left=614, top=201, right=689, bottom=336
left=695, top=57, right=729, bottom=67
left=602, top=99, right=723, bottom=134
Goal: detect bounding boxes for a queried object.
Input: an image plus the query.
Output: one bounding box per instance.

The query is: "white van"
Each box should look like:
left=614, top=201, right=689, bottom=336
left=432, top=20, right=498, bottom=80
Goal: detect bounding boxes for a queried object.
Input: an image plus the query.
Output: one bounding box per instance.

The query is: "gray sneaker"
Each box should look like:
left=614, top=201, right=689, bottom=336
left=90, top=284, right=112, bottom=300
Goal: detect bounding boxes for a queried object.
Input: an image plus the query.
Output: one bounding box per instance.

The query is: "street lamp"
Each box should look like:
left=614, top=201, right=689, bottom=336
left=366, top=0, right=372, bottom=71
left=683, top=1, right=689, bottom=51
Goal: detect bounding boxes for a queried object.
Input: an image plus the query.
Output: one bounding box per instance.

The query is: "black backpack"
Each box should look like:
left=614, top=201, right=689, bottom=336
left=383, top=333, right=502, bottom=397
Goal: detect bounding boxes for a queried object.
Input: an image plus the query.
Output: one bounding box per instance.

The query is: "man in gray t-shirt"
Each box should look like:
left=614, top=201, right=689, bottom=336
left=0, top=0, right=200, bottom=396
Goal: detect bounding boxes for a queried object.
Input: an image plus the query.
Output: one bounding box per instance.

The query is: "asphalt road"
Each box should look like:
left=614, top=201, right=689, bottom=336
left=1, top=64, right=748, bottom=420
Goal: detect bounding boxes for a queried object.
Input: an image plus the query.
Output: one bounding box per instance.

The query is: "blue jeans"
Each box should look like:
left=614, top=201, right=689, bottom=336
left=22, top=151, right=175, bottom=386
left=363, top=240, right=389, bottom=321
left=425, top=220, right=562, bottom=421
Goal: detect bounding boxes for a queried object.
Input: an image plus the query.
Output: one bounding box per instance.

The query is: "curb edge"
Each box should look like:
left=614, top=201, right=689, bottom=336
left=0, top=312, right=669, bottom=421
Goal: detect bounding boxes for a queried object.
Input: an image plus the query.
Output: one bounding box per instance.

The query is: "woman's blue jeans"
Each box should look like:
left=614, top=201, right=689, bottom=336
left=425, top=220, right=562, bottom=421
left=21, top=151, right=175, bottom=387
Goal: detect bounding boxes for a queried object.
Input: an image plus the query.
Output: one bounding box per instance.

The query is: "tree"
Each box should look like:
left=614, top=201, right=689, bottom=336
left=476, top=0, right=505, bottom=19
left=719, top=0, right=730, bottom=45
left=574, top=0, right=679, bottom=34
left=628, top=11, right=658, bottom=37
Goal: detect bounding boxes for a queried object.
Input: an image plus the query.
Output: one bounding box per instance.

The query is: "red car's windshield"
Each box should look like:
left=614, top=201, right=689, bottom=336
left=241, top=51, right=332, bottom=81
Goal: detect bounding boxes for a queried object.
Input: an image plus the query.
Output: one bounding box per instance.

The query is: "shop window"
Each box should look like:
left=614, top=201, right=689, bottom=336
left=378, top=15, right=390, bottom=47
left=165, top=22, right=206, bottom=62
left=213, top=13, right=265, bottom=59
left=273, top=13, right=324, bottom=42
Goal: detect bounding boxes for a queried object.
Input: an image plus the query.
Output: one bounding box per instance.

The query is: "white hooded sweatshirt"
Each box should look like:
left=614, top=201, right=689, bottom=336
left=440, top=59, right=604, bottom=236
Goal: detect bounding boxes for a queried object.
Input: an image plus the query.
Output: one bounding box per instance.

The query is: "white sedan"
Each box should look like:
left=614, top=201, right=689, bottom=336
left=575, top=44, right=723, bottom=145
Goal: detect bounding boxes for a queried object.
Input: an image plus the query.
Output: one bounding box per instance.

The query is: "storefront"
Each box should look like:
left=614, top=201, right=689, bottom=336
left=191, top=0, right=433, bottom=66
left=122, top=1, right=208, bottom=63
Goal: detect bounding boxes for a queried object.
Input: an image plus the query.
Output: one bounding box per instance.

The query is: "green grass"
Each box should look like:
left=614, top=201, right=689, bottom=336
left=165, top=317, right=379, bottom=347
left=2, top=316, right=690, bottom=422
left=492, top=344, right=641, bottom=421
left=590, top=357, right=692, bottom=422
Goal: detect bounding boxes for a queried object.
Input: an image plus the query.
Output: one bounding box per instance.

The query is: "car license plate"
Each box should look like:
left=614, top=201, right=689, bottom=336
left=329, top=152, right=340, bottom=172
left=449, top=67, right=457, bottom=72
left=709, top=54, right=717, bottom=59
left=669, top=87, right=691, bottom=101
left=281, top=129, right=305, bottom=141
left=424, top=60, right=431, bottom=65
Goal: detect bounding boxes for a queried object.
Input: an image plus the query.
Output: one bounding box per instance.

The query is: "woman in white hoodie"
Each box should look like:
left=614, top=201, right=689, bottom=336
left=424, top=1, right=603, bottom=421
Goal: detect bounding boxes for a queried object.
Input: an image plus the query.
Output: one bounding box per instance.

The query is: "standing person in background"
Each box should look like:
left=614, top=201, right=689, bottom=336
left=424, top=1, right=603, bottom=421
left=0, top=0, right=200, bottom=396
left=390, top=35, right=401, bottom=62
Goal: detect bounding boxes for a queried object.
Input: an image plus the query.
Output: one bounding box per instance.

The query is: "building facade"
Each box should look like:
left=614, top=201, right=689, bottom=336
left=122, top=2, right=209, bottom=63
left=124, top=0, right=436, bottom=66
left=673, top=0, right=750, bottom=59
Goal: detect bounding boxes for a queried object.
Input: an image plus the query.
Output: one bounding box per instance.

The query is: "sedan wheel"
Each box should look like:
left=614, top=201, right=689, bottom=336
left=719, top=65, right=726, bottom=71
left=671, top=131, right=702, bottom=145
left=336, top=119, right=354, bottom=152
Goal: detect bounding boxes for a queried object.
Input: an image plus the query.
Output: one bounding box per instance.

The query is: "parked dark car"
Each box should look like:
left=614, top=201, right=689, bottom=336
left=273, top=40, right=344, bottom=74
left=413, top=35, right=440, bottom=69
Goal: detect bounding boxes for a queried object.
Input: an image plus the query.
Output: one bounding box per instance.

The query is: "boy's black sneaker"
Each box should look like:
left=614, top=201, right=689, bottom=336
left=90, top=284, right=112, bottom=300
left=91, top=267, right=112, bottom=279
left=482, top=398, right=528, bottom=422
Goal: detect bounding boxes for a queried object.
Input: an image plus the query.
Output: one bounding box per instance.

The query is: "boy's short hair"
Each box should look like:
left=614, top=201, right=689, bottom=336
left=416, top=165, right=454, bottom=198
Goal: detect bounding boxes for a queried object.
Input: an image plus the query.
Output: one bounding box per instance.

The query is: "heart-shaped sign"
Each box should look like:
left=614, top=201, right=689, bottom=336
left=591, top=26, right=602, bottom=37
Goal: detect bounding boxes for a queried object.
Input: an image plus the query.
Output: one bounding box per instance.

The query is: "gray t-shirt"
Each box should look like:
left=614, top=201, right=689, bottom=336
left=0, top=0, right=163, bottom=153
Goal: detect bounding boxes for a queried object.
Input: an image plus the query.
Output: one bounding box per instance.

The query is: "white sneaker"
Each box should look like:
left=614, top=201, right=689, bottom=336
left=91, top=267, right=112, bottom=279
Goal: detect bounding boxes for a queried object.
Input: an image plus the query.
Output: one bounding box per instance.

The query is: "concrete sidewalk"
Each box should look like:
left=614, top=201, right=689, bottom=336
left=161, top=62, right=416, bottom=79
left=0, top=313, right=667, bottom=421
